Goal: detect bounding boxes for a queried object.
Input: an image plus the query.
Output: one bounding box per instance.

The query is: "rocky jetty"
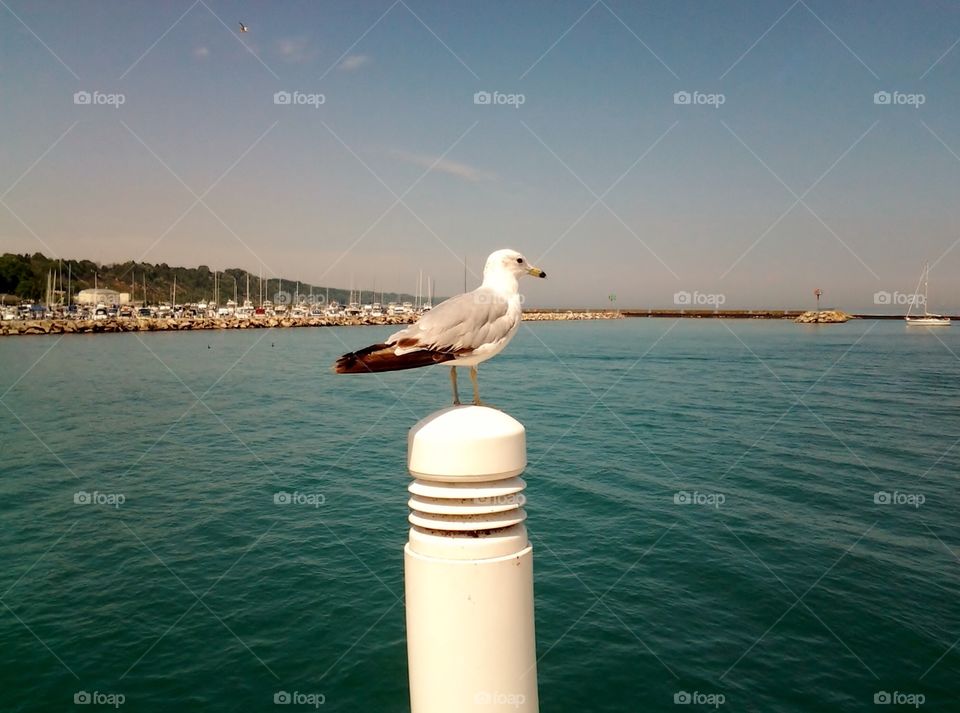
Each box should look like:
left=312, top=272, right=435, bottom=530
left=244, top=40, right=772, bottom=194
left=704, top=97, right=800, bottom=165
left=522, top=310, right=623, bottom=322
left=793, top=309, right=855, bottom=324
left=0, top=315, right=406, bottom=337
left=623, top=309, right=805, bottom=319
left=0, top=310, right=623, bottom=337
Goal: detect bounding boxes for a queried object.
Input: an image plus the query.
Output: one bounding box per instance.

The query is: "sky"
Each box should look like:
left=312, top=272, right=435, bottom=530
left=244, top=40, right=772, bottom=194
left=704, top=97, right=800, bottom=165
left=2, top=0, right=960, bottom=310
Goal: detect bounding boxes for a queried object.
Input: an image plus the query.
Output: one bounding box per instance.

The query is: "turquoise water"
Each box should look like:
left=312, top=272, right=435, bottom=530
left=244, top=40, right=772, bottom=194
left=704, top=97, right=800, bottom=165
left=1, top=320, right=958, bottom=712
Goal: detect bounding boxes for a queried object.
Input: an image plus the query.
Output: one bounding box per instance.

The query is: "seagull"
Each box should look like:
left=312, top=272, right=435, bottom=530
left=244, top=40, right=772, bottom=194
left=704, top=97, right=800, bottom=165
left=333, top=249, right=546, bottom=405
left=238, top=22, right=249, bottom=33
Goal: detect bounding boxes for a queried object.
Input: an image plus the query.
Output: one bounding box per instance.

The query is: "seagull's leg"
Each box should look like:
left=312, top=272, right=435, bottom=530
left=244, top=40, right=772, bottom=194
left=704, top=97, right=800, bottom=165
left=470, top=366, right=483, bottom=406
left=450, top=366, right=461, bottom=405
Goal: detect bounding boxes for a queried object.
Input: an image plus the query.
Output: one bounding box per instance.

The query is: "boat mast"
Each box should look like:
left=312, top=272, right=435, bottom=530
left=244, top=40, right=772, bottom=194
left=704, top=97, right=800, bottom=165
left=907, top=265, right=925, bottom=319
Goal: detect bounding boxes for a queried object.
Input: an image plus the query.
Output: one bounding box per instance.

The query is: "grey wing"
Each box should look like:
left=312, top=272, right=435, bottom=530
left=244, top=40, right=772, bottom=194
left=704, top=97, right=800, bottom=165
left=388, top=288, right=513, bottom=353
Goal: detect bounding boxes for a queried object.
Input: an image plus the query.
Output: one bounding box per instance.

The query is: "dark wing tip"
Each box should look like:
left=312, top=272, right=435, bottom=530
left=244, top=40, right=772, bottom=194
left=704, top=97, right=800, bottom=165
left=333, top=344, right=386, bottom=374
left=331, top=356, right=349, bottom=374
left=332, top=351, right=363, bottom=373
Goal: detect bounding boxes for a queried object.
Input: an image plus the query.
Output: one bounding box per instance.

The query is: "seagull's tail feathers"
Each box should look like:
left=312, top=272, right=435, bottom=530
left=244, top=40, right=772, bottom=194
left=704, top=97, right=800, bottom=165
left=333, top=343, right=455, bottom=374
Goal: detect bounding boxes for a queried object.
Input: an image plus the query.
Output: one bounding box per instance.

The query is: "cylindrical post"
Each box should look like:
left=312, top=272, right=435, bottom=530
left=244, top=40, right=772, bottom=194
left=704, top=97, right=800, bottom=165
left=404, top=405, right=539, bottom=712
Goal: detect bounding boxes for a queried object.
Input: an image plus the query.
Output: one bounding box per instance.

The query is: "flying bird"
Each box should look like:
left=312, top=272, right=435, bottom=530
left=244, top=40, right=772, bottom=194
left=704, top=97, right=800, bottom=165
left=238, top=22, right=249, bottom=33
left=333, top=249, right=546, bottom=405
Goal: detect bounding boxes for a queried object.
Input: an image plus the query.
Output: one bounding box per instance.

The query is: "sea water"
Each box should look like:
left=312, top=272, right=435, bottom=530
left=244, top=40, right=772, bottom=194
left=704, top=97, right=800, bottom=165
left=1, top=319, right=957, bottom=712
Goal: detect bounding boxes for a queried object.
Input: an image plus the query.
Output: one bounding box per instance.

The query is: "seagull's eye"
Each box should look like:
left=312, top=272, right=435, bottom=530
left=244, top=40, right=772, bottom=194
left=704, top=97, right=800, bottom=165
left=516, top=258, right=524, bottom=264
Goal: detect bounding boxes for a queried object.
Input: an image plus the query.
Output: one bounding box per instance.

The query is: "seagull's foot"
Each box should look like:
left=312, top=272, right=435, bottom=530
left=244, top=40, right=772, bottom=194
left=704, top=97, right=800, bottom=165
left=452, top=398, right=462, bottom=406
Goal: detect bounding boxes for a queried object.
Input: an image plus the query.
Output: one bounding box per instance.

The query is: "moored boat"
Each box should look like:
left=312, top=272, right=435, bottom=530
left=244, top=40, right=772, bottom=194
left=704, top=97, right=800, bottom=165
left=906, top=263, right=950, bottom=326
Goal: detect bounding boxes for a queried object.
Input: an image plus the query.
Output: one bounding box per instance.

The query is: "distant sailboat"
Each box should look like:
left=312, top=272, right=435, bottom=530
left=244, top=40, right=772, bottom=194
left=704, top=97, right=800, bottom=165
left=906, top=263, right=950, bottom=326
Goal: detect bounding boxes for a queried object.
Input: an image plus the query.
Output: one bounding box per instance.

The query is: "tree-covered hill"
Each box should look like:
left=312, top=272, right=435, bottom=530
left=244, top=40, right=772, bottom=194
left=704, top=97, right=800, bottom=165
left=0, top=252, right=424, bottom=306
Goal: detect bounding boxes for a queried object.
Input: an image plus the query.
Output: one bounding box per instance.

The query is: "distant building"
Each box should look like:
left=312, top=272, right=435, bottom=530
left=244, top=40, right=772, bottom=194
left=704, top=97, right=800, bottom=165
left=76, top=288, right=123, bottom=305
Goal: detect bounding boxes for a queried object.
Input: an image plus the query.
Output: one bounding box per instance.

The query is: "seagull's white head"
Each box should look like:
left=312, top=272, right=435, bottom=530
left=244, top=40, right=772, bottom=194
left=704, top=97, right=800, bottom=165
left=483, top=249, right=546, bottom=286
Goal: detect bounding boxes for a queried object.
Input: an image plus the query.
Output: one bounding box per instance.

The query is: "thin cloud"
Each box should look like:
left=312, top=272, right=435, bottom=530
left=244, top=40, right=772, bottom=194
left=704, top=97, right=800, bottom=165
left=277, top=37, right=315, bottom=64
left=391, top=150, right=496, bottom=182
left=338, top=54, right=372, bottom=71
left=192, top=46, right=210, bottom=59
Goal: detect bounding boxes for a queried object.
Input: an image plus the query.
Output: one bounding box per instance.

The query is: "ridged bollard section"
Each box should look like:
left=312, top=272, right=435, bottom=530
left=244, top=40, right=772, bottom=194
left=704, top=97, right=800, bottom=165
left=405, top=406, right=539, bottom=712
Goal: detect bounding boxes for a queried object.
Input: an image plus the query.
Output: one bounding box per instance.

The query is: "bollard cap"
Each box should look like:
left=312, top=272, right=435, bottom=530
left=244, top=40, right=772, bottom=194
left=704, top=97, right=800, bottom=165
left=407, top=405, right=526, bottom=482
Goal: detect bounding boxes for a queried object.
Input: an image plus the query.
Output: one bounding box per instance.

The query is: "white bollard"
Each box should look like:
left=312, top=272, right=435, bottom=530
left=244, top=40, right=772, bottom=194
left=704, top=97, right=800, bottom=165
left=405, top=405, right=539, bottom=712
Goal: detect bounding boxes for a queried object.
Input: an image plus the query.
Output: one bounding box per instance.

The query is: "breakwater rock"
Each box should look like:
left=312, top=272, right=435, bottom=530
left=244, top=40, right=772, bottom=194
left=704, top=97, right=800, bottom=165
left=0, top=315, right=410, bottom=336
left=793, top=309, right=855, bottom=324
left=522, top=310, right=623, bottom=321
left=622, top=309, right=805, bottom=319
left=0, top=310, right=622, bottom=337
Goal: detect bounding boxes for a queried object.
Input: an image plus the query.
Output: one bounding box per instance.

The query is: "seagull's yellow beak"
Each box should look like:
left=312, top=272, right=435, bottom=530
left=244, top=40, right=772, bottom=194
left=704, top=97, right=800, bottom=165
left=526, top=264, right=546, bottom=279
